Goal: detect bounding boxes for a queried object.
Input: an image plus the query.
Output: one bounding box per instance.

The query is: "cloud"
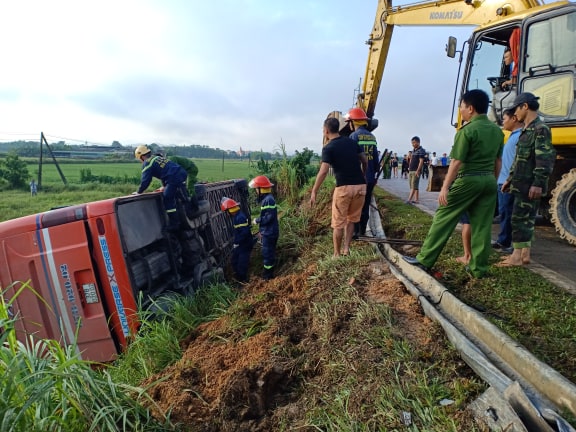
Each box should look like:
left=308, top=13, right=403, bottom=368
left=0, top=1, right=474, bottom=154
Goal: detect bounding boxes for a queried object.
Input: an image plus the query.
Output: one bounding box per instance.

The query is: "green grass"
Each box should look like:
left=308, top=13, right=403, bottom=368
left=0, top=158, right=256, bottom=222
left=0, top=284, right=174, bottom=432
left=109, top=283, right=238, bottom=386
left=27, top=158, right=253, bottom=185
left=374, top=187, right=576, bottom=384
left=0, top=185, right=134, bottom=222
left=192, top=158, right=253, bottom=182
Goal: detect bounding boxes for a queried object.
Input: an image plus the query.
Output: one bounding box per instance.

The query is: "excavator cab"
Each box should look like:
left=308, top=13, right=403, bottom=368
left=459, top=10, right=576, bottom=128
left=451, top=6, right=576, bottom=241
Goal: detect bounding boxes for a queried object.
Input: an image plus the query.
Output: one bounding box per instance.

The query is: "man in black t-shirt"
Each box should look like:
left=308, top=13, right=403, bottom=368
left=422, top=153, right=430, bottom=179
left=406, top=136, right=426, bottom=204
left=311, top=117, right=367, bottom=257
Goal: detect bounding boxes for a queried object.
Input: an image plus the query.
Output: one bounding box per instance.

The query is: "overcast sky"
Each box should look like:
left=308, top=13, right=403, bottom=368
left=0, top=1, right=473, bottom=156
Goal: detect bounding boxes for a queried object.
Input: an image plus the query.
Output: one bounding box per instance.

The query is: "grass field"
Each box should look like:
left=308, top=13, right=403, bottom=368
left=0, top=158, right=257, bottom=222
left=27, top=158, right=255, bottom=185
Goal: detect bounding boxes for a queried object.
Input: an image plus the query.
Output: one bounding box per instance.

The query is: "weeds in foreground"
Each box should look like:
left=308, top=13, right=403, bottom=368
left=300, top=248, right=483, bottom=431
left=0, top=283, right=173, bottom=432
left=374, top=187, right=576, bottom=383
left=109, top=283, right=237, bottom=386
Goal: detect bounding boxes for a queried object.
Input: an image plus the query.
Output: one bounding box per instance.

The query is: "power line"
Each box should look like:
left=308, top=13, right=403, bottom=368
left=42, top=133, right=115, bottom=147
left=0, top=131, right=114, bottom=146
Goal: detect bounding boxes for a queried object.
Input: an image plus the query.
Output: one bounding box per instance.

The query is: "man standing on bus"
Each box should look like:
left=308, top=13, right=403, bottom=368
left=134, top=145, right=190, bottom=232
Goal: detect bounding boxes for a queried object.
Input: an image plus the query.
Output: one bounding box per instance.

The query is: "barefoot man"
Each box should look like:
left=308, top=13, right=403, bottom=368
left=499, top=93, right=556, bottom=267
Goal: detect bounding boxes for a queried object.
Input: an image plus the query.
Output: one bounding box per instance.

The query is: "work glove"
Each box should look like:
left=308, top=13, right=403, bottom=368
left=233, top=244, right=239, bottom=249
left=252, top=218, right=258, bottom=225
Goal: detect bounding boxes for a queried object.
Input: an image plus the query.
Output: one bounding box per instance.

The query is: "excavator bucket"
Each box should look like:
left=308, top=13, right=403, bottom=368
left=427, top=166, right=449, bottom=192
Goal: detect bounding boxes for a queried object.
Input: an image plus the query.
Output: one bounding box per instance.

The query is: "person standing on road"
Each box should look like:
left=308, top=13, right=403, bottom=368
left=406, top=136, right=426, bottom=204
left=403, top=89, right=504, bottom=278
left=441, top=153, right=449, bottom=166
left=422, top=152, right=430, bottom=179
left=347, top=108, right=379, bottom=238
left=391, top=152, right=399, bottom=178
left=401, top=152, right=411, bottom=179
left=310, top=117, right=367, bottom=257
left=249, top=175, right=279, bottom=280
left=134, top=145, right=191, bottom=232
left=492, top=108, right=523, bottom=253
left=498, top=93, right=555, bottom=267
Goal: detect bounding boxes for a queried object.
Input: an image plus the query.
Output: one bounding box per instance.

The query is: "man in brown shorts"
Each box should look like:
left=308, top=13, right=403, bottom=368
left=310, top=117, right=367, bottom=257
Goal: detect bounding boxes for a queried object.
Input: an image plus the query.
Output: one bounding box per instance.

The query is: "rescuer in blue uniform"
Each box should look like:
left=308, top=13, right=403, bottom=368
left=347, top=107, right=379, bottom=238
left=134, top=145, right=190, bottom=231
left=249, top=175, right=279, bottom=280
left=221, top=197, right=254, bottom=282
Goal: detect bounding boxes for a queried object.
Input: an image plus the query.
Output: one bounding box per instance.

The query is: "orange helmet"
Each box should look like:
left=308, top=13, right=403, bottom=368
left=249, top=175, right=274, bottom=189
left=346, top=107, right=369, bottom=121
left=220, top=197, right=240, bottom=212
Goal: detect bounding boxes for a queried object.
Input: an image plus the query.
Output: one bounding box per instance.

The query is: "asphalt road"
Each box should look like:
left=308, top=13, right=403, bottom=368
left=376, top=176, right=576, bottom=294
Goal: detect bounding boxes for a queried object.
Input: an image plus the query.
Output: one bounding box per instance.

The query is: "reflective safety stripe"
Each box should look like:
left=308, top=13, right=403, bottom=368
left=142, top=156, right=160, bottom=172
left=234, top=222, right=249, bottom=228
left=264, top=264, right=274, bottom=269
left=261, top=204, right=277, bottom=210
left=359, top=140, right=377, bottom=146
left=166, top=208, right=177, bottom=213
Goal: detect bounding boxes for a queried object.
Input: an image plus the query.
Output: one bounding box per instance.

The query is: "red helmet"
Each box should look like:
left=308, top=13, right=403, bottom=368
left=346, top=107, right=369, bottom=121
left=220, top=197, right=240, bottom=212
left=249, top=175, right=274, bottom=188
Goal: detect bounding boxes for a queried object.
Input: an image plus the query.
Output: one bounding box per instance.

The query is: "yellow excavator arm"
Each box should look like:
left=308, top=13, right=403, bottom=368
left=360, top=0, right=543, bottom=118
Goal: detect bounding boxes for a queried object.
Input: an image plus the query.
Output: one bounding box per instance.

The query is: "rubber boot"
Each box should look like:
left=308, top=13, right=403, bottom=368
left=235, top=273, right=249, bottom=283
left=263, top=267, right=274, bottom=280
left=166, top=212, right=180, bottom=232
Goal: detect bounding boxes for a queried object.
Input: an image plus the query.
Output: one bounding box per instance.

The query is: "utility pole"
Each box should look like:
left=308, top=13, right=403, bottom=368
left=38, top=132, right=68, bottom=187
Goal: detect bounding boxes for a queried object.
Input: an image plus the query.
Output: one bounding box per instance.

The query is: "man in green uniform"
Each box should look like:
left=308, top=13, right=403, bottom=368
left=403, top=89, right=504, bottom=278
left=499, top=92, right=555, bottom=267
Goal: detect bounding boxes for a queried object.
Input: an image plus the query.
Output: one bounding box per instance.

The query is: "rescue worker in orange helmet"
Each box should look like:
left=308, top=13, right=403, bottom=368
left=249, top=175, right=279, bottom=280
left=134, top=145, right=190, bottom=232
left=221, top=197, right=254, bottom=283
left=346, top=107, right=379, bottom=238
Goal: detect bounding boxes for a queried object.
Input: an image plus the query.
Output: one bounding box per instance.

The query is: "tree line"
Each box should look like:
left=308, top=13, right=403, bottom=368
left=0, top=141, right=280, bottom=161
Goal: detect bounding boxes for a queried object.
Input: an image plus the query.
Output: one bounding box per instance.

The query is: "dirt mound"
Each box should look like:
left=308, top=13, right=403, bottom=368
left=143, top=258, right=456, bottom=431
left=144, top=266, right=315, bottom=430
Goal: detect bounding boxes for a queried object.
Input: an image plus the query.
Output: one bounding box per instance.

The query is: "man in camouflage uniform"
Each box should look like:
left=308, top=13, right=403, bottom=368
left=499, top=93, right=556, bottom=267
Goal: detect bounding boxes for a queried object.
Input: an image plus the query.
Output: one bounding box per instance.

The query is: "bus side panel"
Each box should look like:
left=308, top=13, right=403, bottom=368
left=1, top=222, right=118, bottom=362
left=86, top=213, right=139, bottom=350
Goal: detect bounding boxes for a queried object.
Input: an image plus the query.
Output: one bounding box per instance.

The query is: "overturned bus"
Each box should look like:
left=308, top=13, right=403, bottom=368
left=0, top=179, right=250, bottom=362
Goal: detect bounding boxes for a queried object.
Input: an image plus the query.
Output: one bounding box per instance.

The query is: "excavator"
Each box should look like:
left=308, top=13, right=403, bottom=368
left=331, top=0, right=576, bottom=244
